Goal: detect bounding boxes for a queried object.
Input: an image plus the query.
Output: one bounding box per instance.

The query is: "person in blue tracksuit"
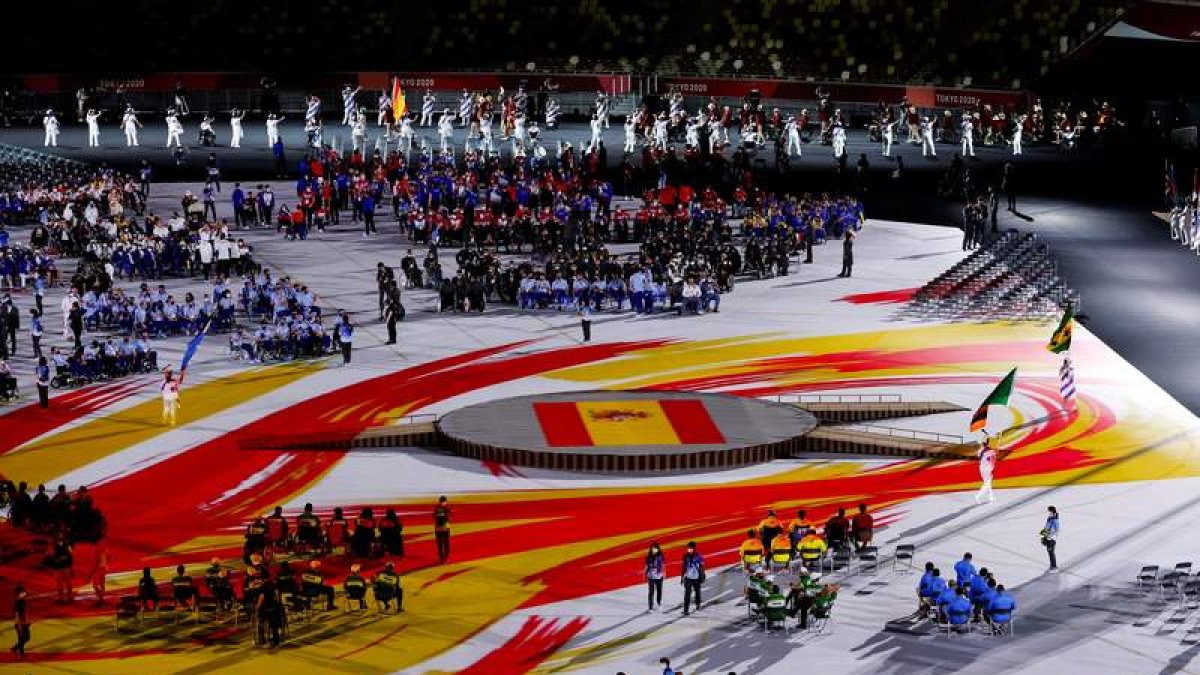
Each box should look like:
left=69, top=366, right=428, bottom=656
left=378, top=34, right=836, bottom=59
left=946, top=587, right=973, bottom=627
left=954, top=552, right=977, bottom=589
left=987, top=584, right=1017, bottom=632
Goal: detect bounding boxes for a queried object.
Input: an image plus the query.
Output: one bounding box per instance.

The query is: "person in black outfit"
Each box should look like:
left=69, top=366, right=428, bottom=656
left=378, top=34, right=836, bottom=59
left=384, top=298, right=400, bottom=345
left=1, top=297, right=17, bottom=355
left=1002, top=162, right=1017, bottom=211
left=36, top=357, right=50, bottom=409
left=11, top=584, right=30, bottom=659
left=988, top=185, right=1000, bottom=233
left=137, top=567, right=159, bottom=611
left=256, top=578, right=284, bottom=647
left=839, top=230, right=855, bottom=277
left=68, top=302, right=83, bottom=351
left=804, top=221, right=815, bottom=264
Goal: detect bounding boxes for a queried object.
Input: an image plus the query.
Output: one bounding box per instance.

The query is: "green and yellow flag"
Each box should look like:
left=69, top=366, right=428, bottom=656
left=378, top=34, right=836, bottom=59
left=1047, top=306, right=1073, bottom=354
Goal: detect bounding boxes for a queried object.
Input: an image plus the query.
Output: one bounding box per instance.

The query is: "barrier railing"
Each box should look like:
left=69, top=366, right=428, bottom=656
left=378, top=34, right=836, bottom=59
left=842, top=423, right=966, bottom=445
left=772, top=393, right=904, bottom=404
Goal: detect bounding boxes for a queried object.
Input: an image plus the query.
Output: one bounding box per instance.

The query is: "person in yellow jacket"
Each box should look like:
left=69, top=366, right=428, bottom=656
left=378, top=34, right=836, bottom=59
left=757, top=510, right=783, bottom=550
left=797, top=531, right=829, bottom=570
left=769, top=531, right=793, bottom=570
left=739, top=529, right=765, bottom=570
left=788, top=509, right=813, bottom=549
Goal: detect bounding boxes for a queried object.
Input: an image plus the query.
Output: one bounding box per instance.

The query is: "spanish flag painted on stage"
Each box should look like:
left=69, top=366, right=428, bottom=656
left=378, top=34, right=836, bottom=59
left=534, top=399, right=726, bottom=447
left=391, top=77, right=407, bottom=119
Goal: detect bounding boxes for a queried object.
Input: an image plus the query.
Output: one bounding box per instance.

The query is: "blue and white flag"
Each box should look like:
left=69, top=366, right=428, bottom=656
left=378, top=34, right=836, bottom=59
left=1059, top=357, right=1076, bottom=410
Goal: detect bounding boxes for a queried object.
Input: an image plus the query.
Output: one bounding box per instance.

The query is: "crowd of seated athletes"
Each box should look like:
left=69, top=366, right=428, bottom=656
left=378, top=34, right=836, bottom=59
left=47, top=339, right=158, bottom=388
left=2, top=481, right=106, bottom=543
left=917, top=552, right=1017, bottom=633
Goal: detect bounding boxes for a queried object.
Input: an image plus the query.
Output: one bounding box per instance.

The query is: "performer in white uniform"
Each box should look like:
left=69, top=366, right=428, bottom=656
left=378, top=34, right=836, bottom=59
left=437, top=109, right=454, bottom=152
left=43, top=110, right=60, bottom=147
left=165, top=110, right=185, bottom=148
left=882, top=118, right=898, bottom=157
left=398, top=115, right=415, bottom=154
left=229, top=108, right=244, bottom=148
left=420, top=91, right=436, bottom=127
left=975, top=437, right=998, bottom=503
left=785, top=115, right=803, bottom=157
left=587, top=114, right=603, bottom=153
left=831, top=122, right=846, bottom=158
left=544, top=97, right=560, bottom=129
left=920, top=117, right=937, bottom=157
left=623, top=115, right=637, bottom=153
left=960, top=114, right=975, bottom=157
left=85, top=109, right=101, bottom=147
left=122, top=107, right=141, bottom=146
left=1011, top=116, right=1024, bottom=156
left=265, top=113, right=283, bottom=147
left=161, top=368, right=182, bottom=426
left=350, top=108, right=368, bottom=153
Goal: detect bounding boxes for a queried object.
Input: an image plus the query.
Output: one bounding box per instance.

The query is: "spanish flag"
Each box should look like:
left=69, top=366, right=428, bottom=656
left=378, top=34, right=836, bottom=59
left=391, top=77, right=407, bottom=120
left=1046, top=305, right=1073, bottom=354
left=969, top=368, right=1017, bottom=433
left=534, top=399, right=725, bottom=447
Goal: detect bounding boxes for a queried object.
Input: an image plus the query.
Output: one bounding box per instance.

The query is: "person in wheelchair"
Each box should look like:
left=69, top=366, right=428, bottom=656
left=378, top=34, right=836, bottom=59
left=0, top=359, right=16, bottom=400
left=373, top=562, right=403, bottom=612
left=300, top=560, right=335, bottom=611
left=344, top=564, right=369, bottom=610
left=171, top=563, right=198, bottom=609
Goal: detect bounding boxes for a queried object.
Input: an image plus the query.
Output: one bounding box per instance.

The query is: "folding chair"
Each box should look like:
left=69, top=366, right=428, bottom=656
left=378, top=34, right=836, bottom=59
left=1136, top=565, right=1160, bottom=589
left=857, top=546, right=879, bottom=574
left=809, top=599, right=835, bottom=634
left=1161, top=570, right=1184, bottom=600
left=990, top=616, right=1015, bottom=636
left=831, top=548, right=853, bottom=574
left=1182, top=580, right=1200, bottom=609
left=894, top=544, right=915, bottom=571
left=1174, top=562, right=1193, bottom=578
left=113, top=596, right=142, bottom=632
left=761, top=602, right=789, bottom=635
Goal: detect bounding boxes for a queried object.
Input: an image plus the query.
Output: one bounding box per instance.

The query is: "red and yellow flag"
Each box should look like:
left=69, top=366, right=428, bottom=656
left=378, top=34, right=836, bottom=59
left=534, top=399, right=725, bottom=447
left=391, top=78, right=407, bottom=119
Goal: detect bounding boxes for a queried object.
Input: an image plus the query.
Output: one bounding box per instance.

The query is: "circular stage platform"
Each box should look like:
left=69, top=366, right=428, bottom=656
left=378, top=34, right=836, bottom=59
left=436, top=391, right=818, bottom=473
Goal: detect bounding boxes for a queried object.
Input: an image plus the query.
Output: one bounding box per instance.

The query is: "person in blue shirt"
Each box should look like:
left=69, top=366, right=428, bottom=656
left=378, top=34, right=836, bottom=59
left=987, top=584, right=1017, bottom=632
left=35, top=356, right=50, bottom=408
left=231, top=183, right=246, bottom=229
left=578, top=304, right=592, bottom=343
left=936, top=579, right=958, bottom=622
left=920, top=567, right=947, bottom=615
left=1041, top=506, right=1060, bottom=571
left=946, top=587, right=973, bottom=628
left=680, top=542, right=705, bottom=616
left=917, top=562, right=936, bottom=613
left=972, top=575, right=998, bottom=622
left=954, top=552, right=977, bottom=588
left=362, top=194, right=377, bottom=236
left=337, top=313, right=353, bottom=365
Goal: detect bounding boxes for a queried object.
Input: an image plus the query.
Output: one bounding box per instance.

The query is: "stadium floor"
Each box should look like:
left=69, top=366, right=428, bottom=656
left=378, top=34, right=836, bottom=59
left=0, top=184, right=1197, bottom=673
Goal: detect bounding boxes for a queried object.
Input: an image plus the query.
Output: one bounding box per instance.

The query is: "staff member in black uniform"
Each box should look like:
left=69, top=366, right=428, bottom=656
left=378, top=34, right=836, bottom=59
left=839, top=230, right=856, bottom=278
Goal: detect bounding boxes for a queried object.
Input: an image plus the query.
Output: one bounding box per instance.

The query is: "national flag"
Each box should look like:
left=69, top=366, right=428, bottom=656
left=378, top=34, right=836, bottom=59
left=1046, top=305, right=1074, bottom=354
left=534, top=399, right=725, bottom=447
left=180, top=321, right=211, bottom=372
left=391, top=78, right=407, bottom=120
left=1059, top=357, right=1077, bottom=409
left=1165, top=160, right=1177, bottom=205
left=969, top=367, right=1017, bottom=433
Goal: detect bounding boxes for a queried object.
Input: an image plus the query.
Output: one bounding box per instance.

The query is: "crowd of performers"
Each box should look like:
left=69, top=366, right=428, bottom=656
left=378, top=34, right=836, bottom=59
left=38, top=80, right=1126, bottom=165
